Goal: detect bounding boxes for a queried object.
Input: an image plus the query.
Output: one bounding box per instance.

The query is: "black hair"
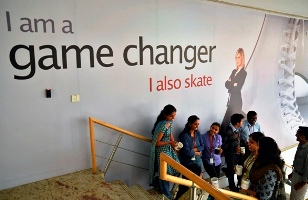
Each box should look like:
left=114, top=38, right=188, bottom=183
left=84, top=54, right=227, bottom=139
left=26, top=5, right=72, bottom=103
left=255, top=137, right=285, bottom=171
left=298, top=126, right=308, bottom=140
left=249, top=132, right=264, bottom=143
left=151, top=104, right=176, bottom=135
left=230, top=113, right=244, bottom=126
left=247, top=111, right=257, bottom=118
left=211, top=122, right=221, bottom=130
left=179, top=115, right=199, bottom=137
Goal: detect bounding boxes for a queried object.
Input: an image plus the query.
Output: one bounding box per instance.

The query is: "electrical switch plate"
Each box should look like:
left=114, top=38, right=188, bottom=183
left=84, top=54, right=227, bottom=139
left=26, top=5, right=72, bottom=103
left=71, top=95, right=80, bottom=102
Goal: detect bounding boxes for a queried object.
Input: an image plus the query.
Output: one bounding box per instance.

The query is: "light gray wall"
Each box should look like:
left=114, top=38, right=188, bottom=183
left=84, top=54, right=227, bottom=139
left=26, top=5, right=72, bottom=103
left=0, top=0, right=307, bottom=190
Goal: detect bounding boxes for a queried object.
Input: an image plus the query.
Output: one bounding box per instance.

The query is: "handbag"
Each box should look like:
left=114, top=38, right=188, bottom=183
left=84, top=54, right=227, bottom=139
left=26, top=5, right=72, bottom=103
left=275, top=180, right=287, bottom=200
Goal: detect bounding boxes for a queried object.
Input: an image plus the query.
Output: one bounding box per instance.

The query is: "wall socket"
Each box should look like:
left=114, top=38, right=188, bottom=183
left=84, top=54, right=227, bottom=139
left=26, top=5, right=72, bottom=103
left=71, top=95, right=80, bottom=102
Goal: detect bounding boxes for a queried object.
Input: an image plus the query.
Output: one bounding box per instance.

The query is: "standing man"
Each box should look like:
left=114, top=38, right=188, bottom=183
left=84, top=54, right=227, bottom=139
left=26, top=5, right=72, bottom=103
left=239, top=111, right=262, bottom=143
left=239, top=111, right=262, bottom=155
left=221, top=113, right=245, bottom=192
left=289, top=126, right=308, bottom=200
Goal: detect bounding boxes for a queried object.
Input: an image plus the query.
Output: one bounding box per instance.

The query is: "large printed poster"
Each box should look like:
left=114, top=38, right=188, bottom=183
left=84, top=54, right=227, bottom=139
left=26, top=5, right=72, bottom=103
left=0, top=0, right=307, bottom=189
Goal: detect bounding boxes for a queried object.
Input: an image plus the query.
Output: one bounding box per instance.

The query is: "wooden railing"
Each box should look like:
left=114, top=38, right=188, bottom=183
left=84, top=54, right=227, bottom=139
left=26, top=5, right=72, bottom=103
left=89, top=117, right=257, bottom=200
left=160, top=152, right=257, bottom=200
left=89, top=117, right=151, bottom=174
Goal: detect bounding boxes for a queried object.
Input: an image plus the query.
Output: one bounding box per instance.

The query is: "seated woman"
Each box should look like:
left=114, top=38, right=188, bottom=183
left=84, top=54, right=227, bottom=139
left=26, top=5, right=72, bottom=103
left=201, top=122, right=222, bottom=200
left=149, top=104, right=180, bottom=200
left=242, top=137, right=285, bottom=200
left=179, top=115, right=204, bottom=176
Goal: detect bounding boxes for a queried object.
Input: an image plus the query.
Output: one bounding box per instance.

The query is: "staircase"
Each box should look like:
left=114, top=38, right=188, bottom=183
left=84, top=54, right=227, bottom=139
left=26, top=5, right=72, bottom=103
left=0, top=168, right=169, bottom=200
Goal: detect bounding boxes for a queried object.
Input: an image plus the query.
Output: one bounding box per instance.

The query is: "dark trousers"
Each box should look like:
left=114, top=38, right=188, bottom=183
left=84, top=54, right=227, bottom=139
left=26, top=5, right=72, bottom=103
left=202, top=161, right=221, bottom=178
left=203, top=161, right=221, bottom=200
left=224, top=153, right=242, bottom=192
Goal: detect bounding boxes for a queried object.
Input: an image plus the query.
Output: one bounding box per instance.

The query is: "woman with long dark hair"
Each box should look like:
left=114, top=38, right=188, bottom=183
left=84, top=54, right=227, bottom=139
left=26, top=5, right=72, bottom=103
left=242, top=137, right=285, bottom=199
left=242, top=132, right=264, bottom=180
left=178, top=115, right=204, bottom=175
left=149, top=104, right=180, bottom=200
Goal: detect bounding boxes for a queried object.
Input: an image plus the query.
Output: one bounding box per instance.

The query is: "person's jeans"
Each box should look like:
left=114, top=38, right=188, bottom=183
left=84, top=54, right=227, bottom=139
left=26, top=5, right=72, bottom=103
left=158, top=178, right=172, bottom=199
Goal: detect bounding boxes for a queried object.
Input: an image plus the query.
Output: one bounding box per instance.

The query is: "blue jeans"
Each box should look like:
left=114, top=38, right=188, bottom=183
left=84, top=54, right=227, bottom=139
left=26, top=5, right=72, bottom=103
left=158, top=178, right=172, bottom=199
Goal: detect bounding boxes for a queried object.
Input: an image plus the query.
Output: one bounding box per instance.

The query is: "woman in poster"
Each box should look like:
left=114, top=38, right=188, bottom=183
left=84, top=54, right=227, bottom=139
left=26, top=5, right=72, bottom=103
left=221, top=48, right=247, bottom=130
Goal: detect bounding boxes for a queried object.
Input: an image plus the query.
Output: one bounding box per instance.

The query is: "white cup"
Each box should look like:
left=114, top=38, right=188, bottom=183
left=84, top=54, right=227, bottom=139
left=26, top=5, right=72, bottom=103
left=240, top=147, right=245, bottom=154
left=211, top=177, right=219, bottom=188
left=241, top=179, right=250, bottom=190
left=236, top=165, right=243, bottom=176
left=175, top=142, right=183, bottom=151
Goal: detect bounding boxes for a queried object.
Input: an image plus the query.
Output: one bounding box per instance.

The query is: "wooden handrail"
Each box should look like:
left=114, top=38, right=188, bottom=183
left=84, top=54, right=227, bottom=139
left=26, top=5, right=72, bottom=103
left=89, top=117, right=257, bottom=199
left=160, top=152, right=257, bottom=200
left=89, top=117, right=152, bottom=173
left=90, top=117, right=152, bottom=142
left=285, top=163, right=293, bottom=169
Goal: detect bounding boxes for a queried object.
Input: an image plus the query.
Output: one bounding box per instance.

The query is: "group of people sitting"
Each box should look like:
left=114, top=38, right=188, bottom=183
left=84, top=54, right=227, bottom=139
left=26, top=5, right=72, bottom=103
left=148, top=104, right=308, bottom=200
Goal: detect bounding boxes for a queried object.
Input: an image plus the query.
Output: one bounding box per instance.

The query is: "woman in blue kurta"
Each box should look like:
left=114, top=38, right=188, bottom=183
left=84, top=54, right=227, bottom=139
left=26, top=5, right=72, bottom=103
left=149, top=104, right=180, bottom=200
left=178, top=115, right=204, bottom=177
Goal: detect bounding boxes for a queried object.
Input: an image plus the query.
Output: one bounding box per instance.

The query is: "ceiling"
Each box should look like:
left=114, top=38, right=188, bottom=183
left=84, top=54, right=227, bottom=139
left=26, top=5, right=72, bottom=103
left=201, top=0, right=308, bottom=19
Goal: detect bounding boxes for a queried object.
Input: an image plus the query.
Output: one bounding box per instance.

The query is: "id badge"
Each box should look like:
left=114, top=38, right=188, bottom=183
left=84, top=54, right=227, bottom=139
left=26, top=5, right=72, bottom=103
left=210, top=158, right=214, bottom=164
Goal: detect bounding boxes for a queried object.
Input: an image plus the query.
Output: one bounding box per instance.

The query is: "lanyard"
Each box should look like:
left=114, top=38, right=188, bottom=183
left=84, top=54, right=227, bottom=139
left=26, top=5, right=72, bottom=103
left=208, top=135, right=214, bottom=154
left=193, top=133, right=196, bottom=148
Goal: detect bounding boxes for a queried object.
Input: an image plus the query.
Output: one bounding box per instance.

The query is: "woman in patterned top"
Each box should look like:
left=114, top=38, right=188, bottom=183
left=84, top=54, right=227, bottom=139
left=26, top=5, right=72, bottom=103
left=243, top=137, right=285, bottom=199
left=149, top=104, right=180, bottom=200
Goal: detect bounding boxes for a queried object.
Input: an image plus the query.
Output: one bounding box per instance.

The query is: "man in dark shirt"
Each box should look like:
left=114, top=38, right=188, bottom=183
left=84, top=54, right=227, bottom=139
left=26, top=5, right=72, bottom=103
left=221, top=113, right=244, bottom=192
left=288, top=126, right=308, bottom=200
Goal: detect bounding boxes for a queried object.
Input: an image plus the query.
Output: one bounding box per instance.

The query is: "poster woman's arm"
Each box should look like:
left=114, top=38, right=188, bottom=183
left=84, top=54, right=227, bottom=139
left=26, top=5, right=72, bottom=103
left=234, top=69, right=247, bottom=89
left=225, top=70, right=235, bottom=89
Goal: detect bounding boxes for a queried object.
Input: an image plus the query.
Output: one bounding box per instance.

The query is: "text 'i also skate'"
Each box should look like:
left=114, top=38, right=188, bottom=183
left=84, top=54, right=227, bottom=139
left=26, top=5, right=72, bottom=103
left=149, top=74, right=212, bottom=92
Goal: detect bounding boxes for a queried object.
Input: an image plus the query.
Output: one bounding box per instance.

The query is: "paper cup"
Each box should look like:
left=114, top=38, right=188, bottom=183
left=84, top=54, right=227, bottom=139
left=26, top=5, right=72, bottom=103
left=240, top=147, right=245, bottom=154
left=175, top=142, right=183, bottom=151
left=214, top=147, right=220, bottom=154
left=241, top=179, right=250, bottom=190
left=211, top=177, right=219, bottom=188
left=236, top=165, right=243, bottom=176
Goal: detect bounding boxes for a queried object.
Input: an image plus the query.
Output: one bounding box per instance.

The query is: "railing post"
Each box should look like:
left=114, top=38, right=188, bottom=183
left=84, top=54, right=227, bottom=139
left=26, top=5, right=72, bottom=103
left=102, top=134, right=124, bottom=177
left=89, top=117, right=97, bottom=173
left=189, top=183, right=197, bottom=200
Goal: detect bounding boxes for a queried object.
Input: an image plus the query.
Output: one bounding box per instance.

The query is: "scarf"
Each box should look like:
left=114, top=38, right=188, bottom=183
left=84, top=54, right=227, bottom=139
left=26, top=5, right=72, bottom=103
left=250, top=163, right=283, bottom=185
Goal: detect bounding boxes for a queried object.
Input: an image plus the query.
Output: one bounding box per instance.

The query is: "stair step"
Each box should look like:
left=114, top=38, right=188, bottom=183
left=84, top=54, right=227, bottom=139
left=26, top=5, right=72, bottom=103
left=129, top=184, right=155, bottom=200
left=104, top=180, right=138, bottom=200
left=147, top=188, right=169, bottom=200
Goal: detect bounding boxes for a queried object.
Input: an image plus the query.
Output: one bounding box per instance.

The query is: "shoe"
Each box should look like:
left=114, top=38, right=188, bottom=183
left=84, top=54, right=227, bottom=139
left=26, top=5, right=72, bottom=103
left=242, top=15, right=306, bottom=148
left=293, top=20, right=308, bottom=125
left=278, top=18, right=306, bottom=132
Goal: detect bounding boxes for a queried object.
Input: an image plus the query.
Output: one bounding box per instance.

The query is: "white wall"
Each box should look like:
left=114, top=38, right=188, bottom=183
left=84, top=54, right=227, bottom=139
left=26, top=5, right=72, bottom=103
left=0, top=0, right=307, bottom=190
